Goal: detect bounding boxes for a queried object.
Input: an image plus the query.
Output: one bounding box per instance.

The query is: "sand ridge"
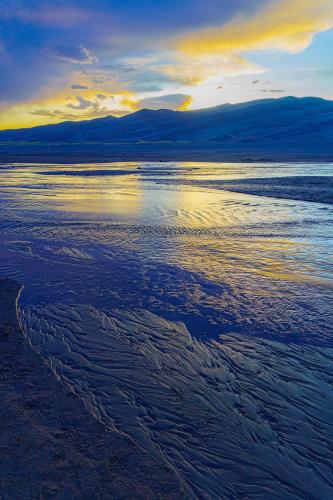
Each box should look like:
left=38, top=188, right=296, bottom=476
left=0, top=278, right=188, bottom=499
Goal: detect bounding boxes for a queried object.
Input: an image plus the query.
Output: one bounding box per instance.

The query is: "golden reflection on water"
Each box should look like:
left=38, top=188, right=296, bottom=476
left=55, top=174, right=143, bottom=215
left=1, top=162, right=332, bottom=288
left=4, top=163, right=144, bottom=215
left=167, top=236, right=331, bottom=287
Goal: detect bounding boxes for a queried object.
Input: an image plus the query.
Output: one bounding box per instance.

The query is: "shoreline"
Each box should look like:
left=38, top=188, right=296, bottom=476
left=157, top=175, right=333, bottom=205
left=0, top=143, right=333, bottom=164
left=1, top=156, right=332, bottom=165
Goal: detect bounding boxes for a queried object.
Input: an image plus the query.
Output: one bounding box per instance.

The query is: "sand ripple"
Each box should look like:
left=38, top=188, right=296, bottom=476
left=21, top=304, right=333, bottom=499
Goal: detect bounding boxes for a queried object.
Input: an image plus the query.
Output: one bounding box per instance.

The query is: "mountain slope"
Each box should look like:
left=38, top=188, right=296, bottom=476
left=1, top=97, right=333, bottom=149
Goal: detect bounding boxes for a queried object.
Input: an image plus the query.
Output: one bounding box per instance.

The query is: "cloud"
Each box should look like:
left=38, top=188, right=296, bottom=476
left=28, top=107, right=110, bottom=121
left=1, top=0, right=332, bottom=129
left=94, top=60, right=173, bottom=93
left=54, top=45, right=97, bottom=65
left=0, top=3, right=89, bottom=27
left=120, top=93, right=193, bottom=112
left=0, top=89, right=140, bottom=129
left=152, top=0, right=333, bottom=94
left=66, top=93, right=112, bottom=110
left=317, top=68, right=333, bottom=79
left=160, top=53, right=264, bottom=86
left=136, top=93, right=193, bottom=110
left=260, top=89, right=286, bottom=93
left=25, top=93, right=115, bottom=122
left=67, top=96, right=94, bottom=110
left=71, top=84, right=89, bottom=90
left=179, top=0, right=333, bottom=56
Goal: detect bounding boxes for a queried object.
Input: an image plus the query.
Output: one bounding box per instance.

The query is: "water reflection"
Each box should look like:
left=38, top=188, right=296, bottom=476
left=0, top=161, right=332, bottom=344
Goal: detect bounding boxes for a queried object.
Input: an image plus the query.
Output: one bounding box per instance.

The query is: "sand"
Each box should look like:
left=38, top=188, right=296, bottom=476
left=190, top=176, right=333, bottom=204
left=0, top=278, right=188, bottom=499
left=20, top=302, right=333, bottom=499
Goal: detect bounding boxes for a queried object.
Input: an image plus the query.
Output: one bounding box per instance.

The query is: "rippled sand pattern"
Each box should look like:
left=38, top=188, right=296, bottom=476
left=20, top=304, right=333, bottom=499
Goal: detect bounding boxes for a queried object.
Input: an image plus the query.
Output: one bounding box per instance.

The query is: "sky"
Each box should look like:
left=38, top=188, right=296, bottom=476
left=0, top=0, right=333, bottom=129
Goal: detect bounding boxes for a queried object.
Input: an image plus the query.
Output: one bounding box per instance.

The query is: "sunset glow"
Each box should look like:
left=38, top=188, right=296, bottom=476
left=1, top=0, right=333, bottom=129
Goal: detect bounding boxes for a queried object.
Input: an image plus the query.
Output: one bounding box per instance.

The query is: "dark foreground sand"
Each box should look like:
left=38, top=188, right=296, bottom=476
left=0, top=278, right=187, bottom=499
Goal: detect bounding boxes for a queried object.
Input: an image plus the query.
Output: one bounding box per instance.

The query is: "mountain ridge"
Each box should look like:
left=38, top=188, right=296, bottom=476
left=0, top=97, right=333, bottom=155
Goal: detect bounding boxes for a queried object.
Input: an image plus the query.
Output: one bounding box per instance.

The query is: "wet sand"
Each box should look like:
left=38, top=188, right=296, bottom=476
left=20, top=302, right=333, bottom=499
left=0, top=278, right=187, bottom=499
left=167, top=176, right=333, bottom=204
left=2, top=277, right=333, bottom=498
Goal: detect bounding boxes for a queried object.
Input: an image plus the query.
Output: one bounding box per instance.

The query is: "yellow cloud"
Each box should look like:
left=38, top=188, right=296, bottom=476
left=120, top=96, right=139, bottom=111
left=0, top=90, right=137, bottom=130
left=179, top=0, right=333, bottom=56
left=161, top=54, right=264, bottom=86
left=178, top=95, right=193, bottom=110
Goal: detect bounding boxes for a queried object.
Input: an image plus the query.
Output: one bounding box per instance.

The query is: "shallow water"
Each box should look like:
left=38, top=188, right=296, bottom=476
left=1, top=161, right=332, bottom=343
left=1, top=162, right=333, bottom=498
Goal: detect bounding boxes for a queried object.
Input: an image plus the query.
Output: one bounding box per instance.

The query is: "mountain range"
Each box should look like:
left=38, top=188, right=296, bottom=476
left=0, top=97, right=332, bottom=159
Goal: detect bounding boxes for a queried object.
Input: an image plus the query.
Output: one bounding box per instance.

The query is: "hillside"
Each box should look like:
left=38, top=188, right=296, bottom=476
left=0, top=97, right=332, bottom=160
